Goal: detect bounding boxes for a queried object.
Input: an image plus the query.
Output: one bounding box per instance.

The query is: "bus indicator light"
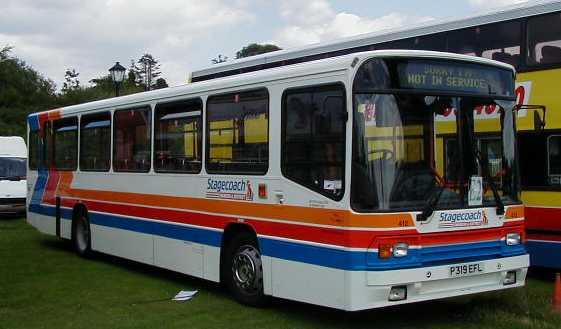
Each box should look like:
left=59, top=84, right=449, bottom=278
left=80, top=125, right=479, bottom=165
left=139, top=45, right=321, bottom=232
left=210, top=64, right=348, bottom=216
left=379, top=244, right=392, bottom=259
left=258, top=184, right=267, bottom=199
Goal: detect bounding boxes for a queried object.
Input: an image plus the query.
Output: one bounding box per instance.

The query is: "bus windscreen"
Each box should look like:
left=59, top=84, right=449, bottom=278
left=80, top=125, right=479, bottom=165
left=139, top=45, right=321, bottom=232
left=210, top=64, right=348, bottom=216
left=396, top=60, right=515, bottom=98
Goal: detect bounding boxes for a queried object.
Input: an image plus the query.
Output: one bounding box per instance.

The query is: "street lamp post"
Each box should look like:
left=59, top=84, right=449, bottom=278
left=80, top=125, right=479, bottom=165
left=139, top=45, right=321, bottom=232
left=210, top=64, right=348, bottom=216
left=109, top=62, right=126, bottom=97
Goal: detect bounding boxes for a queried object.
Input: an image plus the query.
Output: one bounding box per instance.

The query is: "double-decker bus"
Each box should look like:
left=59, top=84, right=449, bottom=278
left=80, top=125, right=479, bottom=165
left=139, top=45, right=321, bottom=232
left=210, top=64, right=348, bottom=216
left=191, top=0, right=561, bottom=269
left=27, top=51, right=528, bottom=311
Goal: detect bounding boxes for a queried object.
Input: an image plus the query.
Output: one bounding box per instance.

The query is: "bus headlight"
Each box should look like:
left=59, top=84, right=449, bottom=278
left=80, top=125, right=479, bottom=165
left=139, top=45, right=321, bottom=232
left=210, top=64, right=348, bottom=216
left=506, top=233, right=521, bottom=246
left=393, top=243, right=409, bottom=258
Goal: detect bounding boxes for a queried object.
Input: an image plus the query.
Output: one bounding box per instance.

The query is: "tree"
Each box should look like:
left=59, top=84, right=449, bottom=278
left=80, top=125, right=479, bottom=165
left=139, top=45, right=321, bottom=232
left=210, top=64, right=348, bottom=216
left=61, top=68, right=80, bottom=93
left=0, top=45, right=13, bottom=61
left=235, top=43, right=281, bottom=59
left=0, top=46, right=57, bottom=138
left=127, top=60, right=137, bottom=85
left=131, top=53, right=162, bottom=91
left=211, top=54, right=228, bottom=64
left=154, top=78, right=168, bottom=89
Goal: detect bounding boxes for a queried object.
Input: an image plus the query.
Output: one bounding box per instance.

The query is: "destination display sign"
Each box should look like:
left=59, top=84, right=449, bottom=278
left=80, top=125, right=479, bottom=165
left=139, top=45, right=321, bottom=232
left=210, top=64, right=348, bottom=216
left=397, top=60, right=514, bottom=97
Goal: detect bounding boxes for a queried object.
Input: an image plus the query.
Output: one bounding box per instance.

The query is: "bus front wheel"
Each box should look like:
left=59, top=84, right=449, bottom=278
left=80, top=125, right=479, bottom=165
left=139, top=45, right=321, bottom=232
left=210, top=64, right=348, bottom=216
left=224, top=232, right=267, bottom=306
left=72, top=211, right=92, bottom=257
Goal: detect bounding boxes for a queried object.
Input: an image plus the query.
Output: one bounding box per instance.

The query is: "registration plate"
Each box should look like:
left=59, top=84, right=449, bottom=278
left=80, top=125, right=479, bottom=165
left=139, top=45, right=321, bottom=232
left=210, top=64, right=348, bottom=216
left=449, top=262, right=485, bottom=278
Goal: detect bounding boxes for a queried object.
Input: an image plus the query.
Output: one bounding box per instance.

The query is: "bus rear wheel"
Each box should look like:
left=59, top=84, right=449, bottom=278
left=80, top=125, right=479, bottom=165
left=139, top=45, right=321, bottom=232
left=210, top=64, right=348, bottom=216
left=72, top=212, right=92, bottom=257
left=224, top=233, right=267, bottom=306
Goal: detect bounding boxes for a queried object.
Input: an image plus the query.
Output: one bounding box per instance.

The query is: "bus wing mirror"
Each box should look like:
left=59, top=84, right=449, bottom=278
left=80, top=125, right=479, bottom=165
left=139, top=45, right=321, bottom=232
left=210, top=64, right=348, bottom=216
left=534, top=111, right=545, bottom=132
left=514, top=104, right=546, bottom=132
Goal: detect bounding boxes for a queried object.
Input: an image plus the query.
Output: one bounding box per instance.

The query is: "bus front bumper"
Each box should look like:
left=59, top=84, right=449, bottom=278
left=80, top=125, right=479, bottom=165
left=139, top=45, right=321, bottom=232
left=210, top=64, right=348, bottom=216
left=348, top=254, right=529, bottom=311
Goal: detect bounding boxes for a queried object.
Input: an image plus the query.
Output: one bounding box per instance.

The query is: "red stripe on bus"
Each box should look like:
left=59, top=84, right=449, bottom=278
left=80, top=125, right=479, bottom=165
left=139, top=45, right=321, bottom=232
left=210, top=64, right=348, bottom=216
left=58, top=196, right=520, bottom=249
left=527, top=232, right=561, bottom=243
left=526, top=206, right=561, bottom=232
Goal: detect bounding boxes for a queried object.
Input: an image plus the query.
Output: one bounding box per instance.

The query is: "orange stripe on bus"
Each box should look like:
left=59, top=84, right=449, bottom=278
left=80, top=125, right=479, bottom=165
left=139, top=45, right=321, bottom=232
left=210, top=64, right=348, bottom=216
left=58, top=187, right=414, bottom=229
left=47, top=110, right=62, bottom=121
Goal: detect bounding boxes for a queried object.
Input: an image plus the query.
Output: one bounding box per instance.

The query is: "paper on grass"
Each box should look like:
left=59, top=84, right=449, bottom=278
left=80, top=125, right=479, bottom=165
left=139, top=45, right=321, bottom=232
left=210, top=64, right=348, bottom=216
left=172, top=290, right=198, bottom=301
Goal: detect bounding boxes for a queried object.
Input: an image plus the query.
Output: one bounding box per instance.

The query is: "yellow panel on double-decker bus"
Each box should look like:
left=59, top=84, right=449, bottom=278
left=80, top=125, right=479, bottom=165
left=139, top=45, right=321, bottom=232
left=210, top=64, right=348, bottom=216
left=516, top=69, right=561, bottom=131
left=209, top=120, right=234, bottom=161
left=245, top=114, right=268, bottom=143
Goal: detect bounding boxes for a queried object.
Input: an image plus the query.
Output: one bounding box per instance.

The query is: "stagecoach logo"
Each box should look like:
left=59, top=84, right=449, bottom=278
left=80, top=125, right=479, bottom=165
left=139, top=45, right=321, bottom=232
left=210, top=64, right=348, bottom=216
left=206, top=178, right=253, bottom=201
left=438, top=209, right=489, bottom=228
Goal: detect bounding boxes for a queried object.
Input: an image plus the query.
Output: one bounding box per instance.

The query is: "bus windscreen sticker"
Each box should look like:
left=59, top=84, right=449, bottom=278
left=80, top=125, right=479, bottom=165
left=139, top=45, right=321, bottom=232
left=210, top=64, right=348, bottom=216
left=468, top=176, right=483, bottom=207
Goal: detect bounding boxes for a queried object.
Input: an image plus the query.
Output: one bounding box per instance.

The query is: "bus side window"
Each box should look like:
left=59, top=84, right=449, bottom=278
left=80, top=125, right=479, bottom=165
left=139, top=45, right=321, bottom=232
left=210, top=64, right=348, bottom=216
left=53, top=117, right=78, bottom=171
left=548, top=135, right=561, bottom=186
left=44, top=121, right=53, bottom=169
left=206, top=89, right=269, bottom=175
left=155, top=99, right=202, bottom=174
left=28, top=130, right=40, bottom=170
left=527, top=13, right=561, bottom=66
left=113, top=107, right=151, bottom=173
left=282, top=84, right=346, bottom=200
left=80, top=112, right=111, bottom=171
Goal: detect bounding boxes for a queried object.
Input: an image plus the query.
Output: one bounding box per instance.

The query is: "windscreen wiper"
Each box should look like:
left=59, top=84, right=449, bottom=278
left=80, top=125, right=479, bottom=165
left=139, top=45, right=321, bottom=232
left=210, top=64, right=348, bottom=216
left=471, top=146, right=505, bottom=216
left=417, top=184, right=446, bottom=222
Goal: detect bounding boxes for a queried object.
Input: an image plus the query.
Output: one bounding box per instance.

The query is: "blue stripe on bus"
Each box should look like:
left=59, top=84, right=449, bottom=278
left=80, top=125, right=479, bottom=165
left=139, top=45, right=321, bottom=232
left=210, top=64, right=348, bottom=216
left=262, top=239, right=526, bottom=271
left=89, top=211, right=223, bottom=248
left=27, top=114, right=40, bottom=131
left=527, top=240, right=561, bottom=269
left=29, top=203, right=527, bottom=271
left=29, top=169, right=48, bottom=209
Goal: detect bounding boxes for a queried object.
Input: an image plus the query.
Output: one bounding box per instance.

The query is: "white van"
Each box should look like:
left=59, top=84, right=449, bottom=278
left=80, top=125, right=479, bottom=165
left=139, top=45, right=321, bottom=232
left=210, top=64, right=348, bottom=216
left=0, top=136, right=27, bottom=215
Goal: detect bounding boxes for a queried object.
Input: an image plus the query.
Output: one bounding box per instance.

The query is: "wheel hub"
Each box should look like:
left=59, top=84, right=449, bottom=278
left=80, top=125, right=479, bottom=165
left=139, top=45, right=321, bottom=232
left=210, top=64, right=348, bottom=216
left=232, top=245, right=262, bottom=293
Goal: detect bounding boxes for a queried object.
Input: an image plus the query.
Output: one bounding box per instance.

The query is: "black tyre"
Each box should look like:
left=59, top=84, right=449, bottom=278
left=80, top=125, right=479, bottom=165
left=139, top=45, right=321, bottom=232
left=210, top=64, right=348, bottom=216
left=224, top=232, right=267, bottom=307
left=72, top=211, right=92, bottom=257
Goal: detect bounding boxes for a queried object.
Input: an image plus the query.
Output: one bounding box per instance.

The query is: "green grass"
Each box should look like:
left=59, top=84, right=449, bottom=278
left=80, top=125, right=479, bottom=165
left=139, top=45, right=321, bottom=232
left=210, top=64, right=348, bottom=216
left=1, top=217, right=560, bottom=329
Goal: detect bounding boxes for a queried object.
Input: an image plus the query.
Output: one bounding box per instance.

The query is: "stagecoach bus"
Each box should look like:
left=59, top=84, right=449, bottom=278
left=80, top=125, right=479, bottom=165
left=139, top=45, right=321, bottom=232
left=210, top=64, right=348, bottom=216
left=27, top=50, right=528, bottom=311
left=191, top=0, right=561, bottom=269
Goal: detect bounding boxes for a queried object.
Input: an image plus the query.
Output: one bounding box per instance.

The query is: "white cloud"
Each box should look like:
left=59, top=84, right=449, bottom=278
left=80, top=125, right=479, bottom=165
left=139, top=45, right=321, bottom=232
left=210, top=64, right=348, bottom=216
left=274, top=1, right=433, bottom=48
left=280, top=0, right=335, bottom=26
left=469, top=0, right=529, bottom=9
left=0, top=0, right=255, bottom=88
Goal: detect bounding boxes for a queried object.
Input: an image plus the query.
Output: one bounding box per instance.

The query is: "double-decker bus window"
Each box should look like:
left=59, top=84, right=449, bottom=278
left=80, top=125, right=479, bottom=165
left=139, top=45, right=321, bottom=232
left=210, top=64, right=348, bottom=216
left=527, top=13, right=561, bottom=65
left=53, top=117, right=78, bottom=171
left=113, top=107, right=151, bottom=172
left=518, top=133, right=548, bottom=188
left=155, top=99, right=202, bottom=173
left=548, top=135, right=561, bottom=186
left=206, top=89, right=269, bottom=175
left=448, top=21, right=521, bottom=68
left=80, top=112, right=111, bottom=171
left=28, top=130, right=40, bottom=170
left=282, top=84, right=346, bottom=200
left=378, top=34, right=447, bottom=52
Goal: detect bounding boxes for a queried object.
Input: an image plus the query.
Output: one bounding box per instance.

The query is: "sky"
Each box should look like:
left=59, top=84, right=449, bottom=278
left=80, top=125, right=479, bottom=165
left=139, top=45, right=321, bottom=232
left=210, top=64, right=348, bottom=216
left=0, top=0, right=533, bottom=89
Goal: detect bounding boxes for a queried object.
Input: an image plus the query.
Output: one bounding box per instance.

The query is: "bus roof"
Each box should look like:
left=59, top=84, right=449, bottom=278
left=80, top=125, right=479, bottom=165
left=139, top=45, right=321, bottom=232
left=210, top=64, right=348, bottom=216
left=31, top=50, right=515, bottom=119
left=0, top=136, right=27, bottom=158
left=191, top=0, right=560, bottom=80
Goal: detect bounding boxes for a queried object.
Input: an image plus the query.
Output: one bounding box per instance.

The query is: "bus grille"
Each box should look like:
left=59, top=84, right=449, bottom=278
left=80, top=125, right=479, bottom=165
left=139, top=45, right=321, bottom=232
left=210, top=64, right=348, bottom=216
left=0, top=198, right=26, bottom=205
left=419, top=240, right=506, bottom=267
